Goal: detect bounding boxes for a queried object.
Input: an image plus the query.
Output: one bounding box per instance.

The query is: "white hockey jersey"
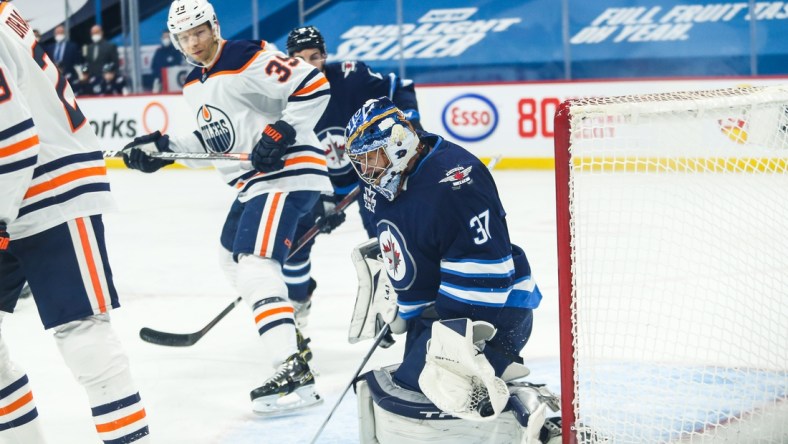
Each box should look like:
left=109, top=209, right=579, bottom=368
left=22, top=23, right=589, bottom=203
left=170, top=39, right=333, bottom=201
left=0, top=1, right=114, bottom=239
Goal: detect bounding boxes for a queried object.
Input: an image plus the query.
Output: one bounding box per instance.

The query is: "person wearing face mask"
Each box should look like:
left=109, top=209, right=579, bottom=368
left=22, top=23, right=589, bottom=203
left=84, top=24, right=119, bottom=78
left=45, top=24, right=84, bottom=83
left=150, top=30, right=183, bottom=92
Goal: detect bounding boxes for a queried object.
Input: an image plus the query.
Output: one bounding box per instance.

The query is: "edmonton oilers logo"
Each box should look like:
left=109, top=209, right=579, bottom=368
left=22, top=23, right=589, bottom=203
left=196, top=104, right=236, bottom=153
left=317, top=126, right=352, bottom=172
left=377, top=221, right=416, bottom=290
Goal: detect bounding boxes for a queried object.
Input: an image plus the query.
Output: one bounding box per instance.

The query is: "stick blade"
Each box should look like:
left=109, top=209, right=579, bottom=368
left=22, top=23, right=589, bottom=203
left=139, top=327, right=200, bottom=347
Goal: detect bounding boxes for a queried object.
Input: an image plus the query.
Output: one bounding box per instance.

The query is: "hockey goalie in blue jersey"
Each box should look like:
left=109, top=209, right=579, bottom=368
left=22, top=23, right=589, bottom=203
left=344, top=98, right=560, bottom=443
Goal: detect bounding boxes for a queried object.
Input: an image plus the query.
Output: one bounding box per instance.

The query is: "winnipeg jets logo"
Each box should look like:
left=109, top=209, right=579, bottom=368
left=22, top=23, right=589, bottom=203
left=382, top=238, right=402, bottom=275
left=363, top=187, right=377, bottom=213
left=377, top=222, right=416, bottom=288
left=439, top=165, right=473, bottom=189
left=341, top=61, right=357, bottom=78
left=317, top=127, right=351, bottom=172
left=196, top=104, right=236, bottom=153
left=378, top=227, right=407, bottom=282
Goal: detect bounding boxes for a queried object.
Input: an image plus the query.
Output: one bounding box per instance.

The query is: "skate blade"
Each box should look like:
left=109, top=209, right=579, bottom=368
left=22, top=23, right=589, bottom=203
left=252, top=385, right=323, bottom=416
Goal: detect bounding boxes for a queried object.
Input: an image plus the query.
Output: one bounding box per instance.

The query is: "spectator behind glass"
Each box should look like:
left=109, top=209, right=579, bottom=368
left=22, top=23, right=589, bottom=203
left=45, top=25, right=84, bottom=84
left=84, top=25, right=119, bottom=78
left=150, top=30, right=182, bottom=92
left=72, top=65, right=101, bottom=97
left=97, top=62, right=129, bottom=96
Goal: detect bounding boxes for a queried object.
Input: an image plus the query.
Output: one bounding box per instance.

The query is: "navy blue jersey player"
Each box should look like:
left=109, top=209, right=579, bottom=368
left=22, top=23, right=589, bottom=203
left=345, top=98, right=543, bottom=421
left=283, top=25, right=422, bottom=325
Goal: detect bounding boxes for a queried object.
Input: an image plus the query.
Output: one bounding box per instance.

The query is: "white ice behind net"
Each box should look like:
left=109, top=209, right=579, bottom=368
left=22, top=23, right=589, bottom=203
left=564, top=85, right=788, bottom=443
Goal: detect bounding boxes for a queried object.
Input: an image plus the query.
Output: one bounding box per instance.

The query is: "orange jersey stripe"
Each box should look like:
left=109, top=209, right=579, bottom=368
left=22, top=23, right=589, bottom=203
left=95, top=408, right=147, bottom=433
left=259, top=192, right=282, bottom=255
left=254, top=306, right=295, bottom=324
left=284, top=156, right=327, bottom=167
left=0, top=391, right=33, bottom=416
left=0, top=135, right=39, bottom=158
left=75, top=218, right=107, bottom=312
left=24, top=166, right=106, bottom=199
left=292, top=77, right=328, bottom=97
left=242, top=156, right=328, bottom=184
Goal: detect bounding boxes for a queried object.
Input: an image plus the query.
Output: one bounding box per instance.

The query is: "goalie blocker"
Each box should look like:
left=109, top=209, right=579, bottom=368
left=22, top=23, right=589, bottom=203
left=356, top=365, right=561, bottom=444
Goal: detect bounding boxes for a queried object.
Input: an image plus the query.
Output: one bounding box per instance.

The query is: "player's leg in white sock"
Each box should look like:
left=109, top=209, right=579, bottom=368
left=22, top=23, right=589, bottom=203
left=54, top=314, right=150, bottom=443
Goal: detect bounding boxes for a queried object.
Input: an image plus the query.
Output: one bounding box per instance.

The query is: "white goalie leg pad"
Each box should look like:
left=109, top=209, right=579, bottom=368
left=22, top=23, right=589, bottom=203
left=349, top=239, right=400, bottom=343
left=358, top=365, right=526, bottom=444
left=418, top=318, right=510, bottom=422
left=508, top=382, right=562, bottom=444
left=237, top=254, right=297, bottom=367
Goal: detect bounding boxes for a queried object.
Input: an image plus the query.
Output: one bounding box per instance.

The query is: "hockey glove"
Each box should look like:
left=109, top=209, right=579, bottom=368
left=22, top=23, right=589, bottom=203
left=251, top=120, right=296, bottom=173
left=121, top=131, right=174, bottom=173
left=315, top=194, right=347, bottom=234
left=419, top=318, right=510, bottom=422
left=0, top=222, right=9, bottom=251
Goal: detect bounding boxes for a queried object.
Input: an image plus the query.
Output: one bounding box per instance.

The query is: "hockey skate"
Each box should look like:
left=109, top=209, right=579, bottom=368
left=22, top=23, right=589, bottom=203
left=296, top=327, right=313, bottom=362
left=250, top=353, right=322, bottom=415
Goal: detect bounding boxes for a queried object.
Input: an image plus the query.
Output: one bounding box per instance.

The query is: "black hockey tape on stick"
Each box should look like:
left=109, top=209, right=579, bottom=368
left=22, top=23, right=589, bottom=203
left=138, top=186, right=362, bottom=347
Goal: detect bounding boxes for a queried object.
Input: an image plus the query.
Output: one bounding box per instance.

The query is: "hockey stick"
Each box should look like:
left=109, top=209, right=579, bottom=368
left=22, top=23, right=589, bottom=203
left=138, top=186, right=362, bottom=347
left=309, top=324, right=391, bottom=444
left=103, top=149, right=251, bottom=161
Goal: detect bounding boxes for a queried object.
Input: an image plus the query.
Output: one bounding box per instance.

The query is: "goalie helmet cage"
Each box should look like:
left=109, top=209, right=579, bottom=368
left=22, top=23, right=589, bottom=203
left=553, top=85, right=788, bottom=444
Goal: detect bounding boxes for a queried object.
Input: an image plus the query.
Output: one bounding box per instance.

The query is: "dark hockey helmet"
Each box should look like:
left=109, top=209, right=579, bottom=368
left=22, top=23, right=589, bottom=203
left=286, top=25, right=326, bottom=56
left=102, top=62, right=117, bottom=73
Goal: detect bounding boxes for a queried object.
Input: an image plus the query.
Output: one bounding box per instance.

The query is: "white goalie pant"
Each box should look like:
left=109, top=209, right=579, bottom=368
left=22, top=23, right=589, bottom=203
left=357, top=365, right=538, bottom=444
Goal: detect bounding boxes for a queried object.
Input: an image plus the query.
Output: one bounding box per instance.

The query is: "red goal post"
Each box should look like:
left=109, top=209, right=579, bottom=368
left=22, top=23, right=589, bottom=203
left=553, top=86, right=788, bottom=444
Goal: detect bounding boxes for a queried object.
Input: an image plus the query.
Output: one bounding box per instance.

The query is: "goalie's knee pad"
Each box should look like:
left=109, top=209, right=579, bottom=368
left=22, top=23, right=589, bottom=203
left=357, top=365, right=532, bottom=444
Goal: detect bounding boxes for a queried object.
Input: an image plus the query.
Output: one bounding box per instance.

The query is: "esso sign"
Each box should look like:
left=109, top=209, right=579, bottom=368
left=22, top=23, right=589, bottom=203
left=442, top=94, right=498, bottom=142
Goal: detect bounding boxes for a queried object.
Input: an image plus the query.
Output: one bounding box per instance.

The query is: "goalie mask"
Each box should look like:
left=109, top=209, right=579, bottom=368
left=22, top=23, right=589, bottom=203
left=167, top=0, right=221, bottom=60
left=345, top=97, right=422, bottom=201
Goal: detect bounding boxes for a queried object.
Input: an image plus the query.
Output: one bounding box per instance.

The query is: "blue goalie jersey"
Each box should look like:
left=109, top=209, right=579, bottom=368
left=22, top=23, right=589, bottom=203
left=361, top=134, right=542, bottom=346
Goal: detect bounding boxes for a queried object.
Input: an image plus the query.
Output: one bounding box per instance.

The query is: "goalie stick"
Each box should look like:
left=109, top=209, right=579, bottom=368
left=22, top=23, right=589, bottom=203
left=103, top=149, right=251, bottom=161
left=309, top=324, right=391, bottom=444
left=138, top=186, right=362, bottom=347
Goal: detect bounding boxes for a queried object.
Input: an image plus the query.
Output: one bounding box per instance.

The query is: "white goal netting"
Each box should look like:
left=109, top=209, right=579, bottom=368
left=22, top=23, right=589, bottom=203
left=554, top=85, right=788, bottom=443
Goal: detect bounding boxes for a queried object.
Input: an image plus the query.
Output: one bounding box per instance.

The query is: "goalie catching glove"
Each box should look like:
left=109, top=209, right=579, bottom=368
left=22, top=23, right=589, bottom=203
left=121, top=131, right=174, bottom=173
left=251, top=120, right=296, bottom=173
left=419, top=318, right=511, bottom=422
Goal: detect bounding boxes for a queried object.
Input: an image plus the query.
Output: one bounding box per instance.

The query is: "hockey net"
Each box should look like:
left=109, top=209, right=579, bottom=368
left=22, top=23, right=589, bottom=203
left=554, top=85, right=788, bottom=443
